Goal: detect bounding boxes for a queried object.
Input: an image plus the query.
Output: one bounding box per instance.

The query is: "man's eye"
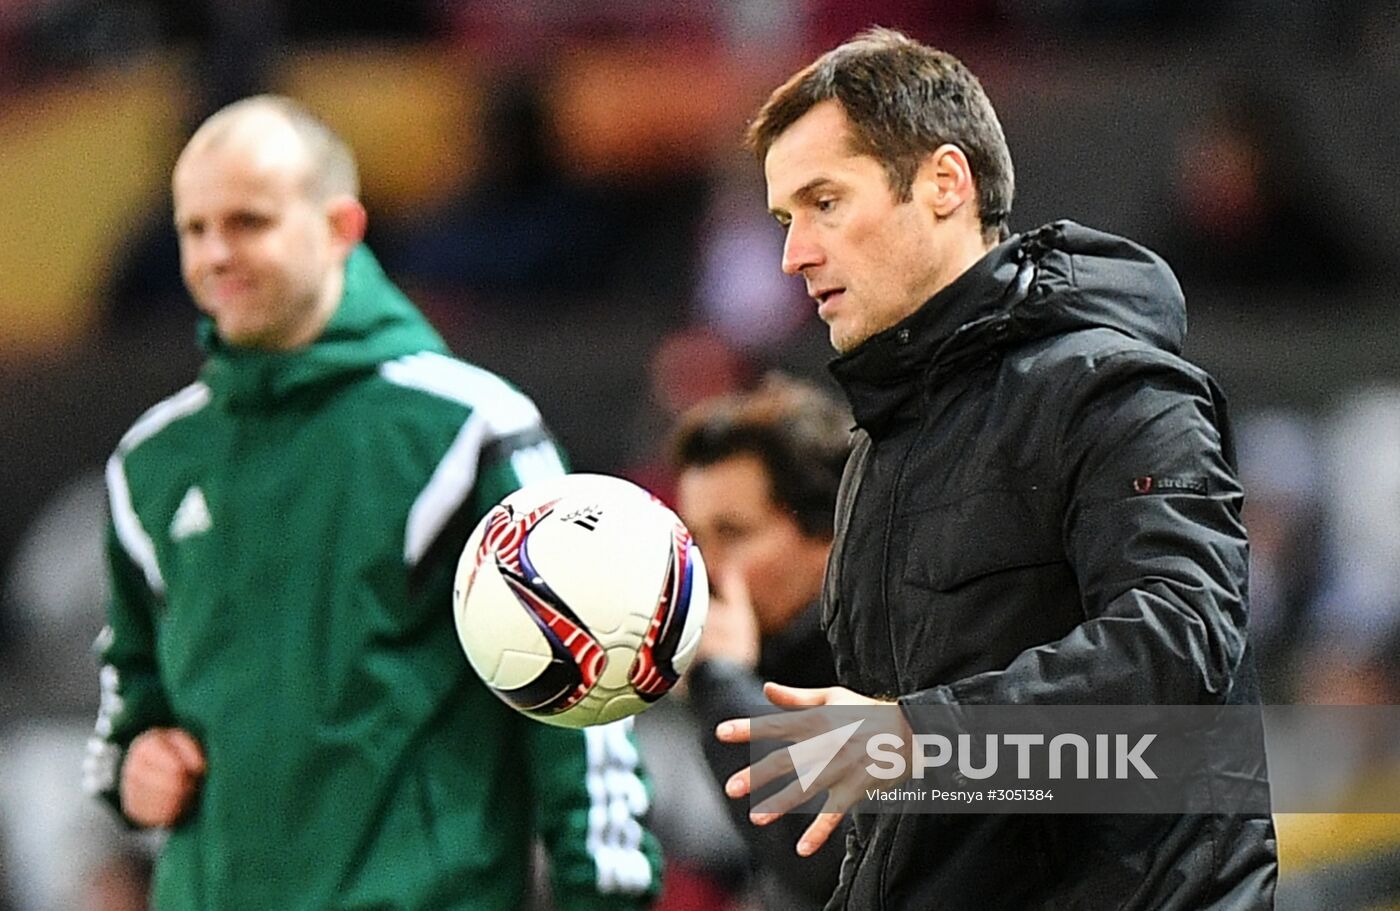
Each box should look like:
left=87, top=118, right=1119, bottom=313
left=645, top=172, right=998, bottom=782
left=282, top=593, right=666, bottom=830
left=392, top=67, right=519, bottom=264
left=816, top=198, right=837, bottom=213
left=716, top=526, right=750, bottom=544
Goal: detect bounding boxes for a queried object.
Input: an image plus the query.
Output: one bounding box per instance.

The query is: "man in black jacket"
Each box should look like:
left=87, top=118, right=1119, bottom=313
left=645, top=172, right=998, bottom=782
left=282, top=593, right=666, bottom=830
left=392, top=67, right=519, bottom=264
left=673, top=374, right=850, bottom=909
left=717, top=27, right=1279, bottom=910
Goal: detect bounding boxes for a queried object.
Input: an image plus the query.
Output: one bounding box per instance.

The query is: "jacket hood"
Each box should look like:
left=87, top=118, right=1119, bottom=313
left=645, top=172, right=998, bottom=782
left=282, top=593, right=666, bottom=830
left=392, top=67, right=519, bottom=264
left=1019, top=220, right=1185, bottom=355
left=831, top=220, right=1186, bottom=432
left=198, top=245, right=448, bottom=408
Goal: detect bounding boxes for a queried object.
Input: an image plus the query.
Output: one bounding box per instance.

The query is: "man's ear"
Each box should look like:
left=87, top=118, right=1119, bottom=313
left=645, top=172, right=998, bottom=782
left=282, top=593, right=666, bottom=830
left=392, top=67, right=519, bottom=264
left=913, top=143, right=976, bottom=221
left=326, top=196, right=368, bottom=254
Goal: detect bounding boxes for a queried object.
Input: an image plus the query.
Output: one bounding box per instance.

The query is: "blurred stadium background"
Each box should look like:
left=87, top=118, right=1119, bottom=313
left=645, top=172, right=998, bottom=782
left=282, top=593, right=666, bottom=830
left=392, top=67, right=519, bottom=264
left=1, top=1, right=1398, bottom=909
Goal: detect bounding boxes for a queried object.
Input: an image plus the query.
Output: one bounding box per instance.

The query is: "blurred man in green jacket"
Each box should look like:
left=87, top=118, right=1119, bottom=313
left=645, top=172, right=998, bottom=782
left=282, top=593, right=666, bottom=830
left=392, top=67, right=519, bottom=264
left=86, top=95, right=661, bottom=910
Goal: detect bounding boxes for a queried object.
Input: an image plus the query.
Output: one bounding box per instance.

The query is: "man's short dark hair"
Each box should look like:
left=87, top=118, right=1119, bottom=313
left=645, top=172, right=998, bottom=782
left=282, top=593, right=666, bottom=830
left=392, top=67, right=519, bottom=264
left=745, top=27, right=1014, bottom=241
left=671, top=374, right=851, bottom=540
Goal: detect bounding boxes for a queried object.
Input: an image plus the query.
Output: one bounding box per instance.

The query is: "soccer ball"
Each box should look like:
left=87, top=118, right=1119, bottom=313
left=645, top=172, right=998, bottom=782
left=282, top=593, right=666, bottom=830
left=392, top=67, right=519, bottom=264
left=453, top=473, right=709, bottom=728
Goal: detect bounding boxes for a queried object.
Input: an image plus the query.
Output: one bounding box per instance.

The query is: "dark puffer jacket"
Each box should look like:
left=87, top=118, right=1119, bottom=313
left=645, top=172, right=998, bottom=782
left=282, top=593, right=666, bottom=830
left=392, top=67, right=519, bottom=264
left=822, top=221, right=1277, bottom=910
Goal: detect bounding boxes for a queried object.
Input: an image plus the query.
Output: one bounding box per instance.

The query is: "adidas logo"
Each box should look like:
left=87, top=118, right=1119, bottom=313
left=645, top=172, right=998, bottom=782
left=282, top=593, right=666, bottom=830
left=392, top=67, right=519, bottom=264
left=170, top=486, right=212, bottom=541
left=562, top=505, right=603, bottom=531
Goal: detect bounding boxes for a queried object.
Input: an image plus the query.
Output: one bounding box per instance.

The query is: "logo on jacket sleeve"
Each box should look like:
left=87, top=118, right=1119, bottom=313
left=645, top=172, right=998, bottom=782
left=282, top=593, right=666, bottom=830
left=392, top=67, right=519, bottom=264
left=1131, top=476, right=1208, bottom=496
left=170, top=486, right=212, bottom=541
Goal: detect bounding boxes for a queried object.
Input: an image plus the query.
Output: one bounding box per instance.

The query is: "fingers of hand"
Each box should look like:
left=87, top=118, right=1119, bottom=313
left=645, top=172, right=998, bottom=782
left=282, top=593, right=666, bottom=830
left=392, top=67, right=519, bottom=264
left=165, top=728, right=207, bottom=774
left=752, top=728, right=871, bottom=822
left=698, top=583, right=761, bottom=665
left=122, top=729, right=205, bottom=826
left=725, top=766, right=751, bottom=799
left=752, top=739, right=799, bottom=786
left=763, top=682, right=830, bottom=707
left=751, top=772, right=809, bottom=823
left=725, top=742, right=798, bottom=801
left=121, top=768, right=197, bottom=827
left=746, top=701, right=842, bottom=747
left=130, top=729, right=201, bottom=777
left=718, top=565, right=754, bottom=609
left=715, top=717, right=753, bottom=744
left=750, top=735, right=861, bottom=821
left=797, top=812, right=845, bottom=857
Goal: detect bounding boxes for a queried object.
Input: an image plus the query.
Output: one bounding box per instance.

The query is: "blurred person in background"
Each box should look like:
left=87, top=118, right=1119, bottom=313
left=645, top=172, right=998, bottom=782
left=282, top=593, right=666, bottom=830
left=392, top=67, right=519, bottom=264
left=1233, top=409, right=1325, bottom=702
left=84, top=94, right=661, bottom=910
left=718, top=27, right=1276, bottom=908
left=1273, top=621, right=1400, bottom=910
left=1291, top=386, right=1400, bottom=707
left=671, top=374, right=849, bottom=910
left=0, top=470, right=159, bottom=911
left=379, top=76, right=625, bottom=301
left=1156, top=86, right=1363, bottom=296
left=1248, top=389, right=1400, bottom=909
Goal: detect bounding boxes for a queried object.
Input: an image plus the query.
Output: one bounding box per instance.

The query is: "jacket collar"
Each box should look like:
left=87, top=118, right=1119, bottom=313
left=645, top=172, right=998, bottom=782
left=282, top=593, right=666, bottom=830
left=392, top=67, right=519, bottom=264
left=198, top=245, right=447, bottom=409
left=827, top=221, right=1187, bottom=435
left=829, top=233, right=1026, bottom=434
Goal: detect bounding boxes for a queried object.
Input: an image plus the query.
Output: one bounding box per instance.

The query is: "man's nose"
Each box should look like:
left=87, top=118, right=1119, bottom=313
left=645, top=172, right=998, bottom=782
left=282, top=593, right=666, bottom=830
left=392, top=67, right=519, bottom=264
left=781, top=221, right=824, bottom=276
left=190, top=230, right=233, bottom=268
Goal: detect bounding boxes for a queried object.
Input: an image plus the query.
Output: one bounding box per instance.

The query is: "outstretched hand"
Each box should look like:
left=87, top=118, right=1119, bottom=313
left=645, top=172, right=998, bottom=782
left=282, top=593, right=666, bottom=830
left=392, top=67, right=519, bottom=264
left=716, top=683, right=913, bottom=856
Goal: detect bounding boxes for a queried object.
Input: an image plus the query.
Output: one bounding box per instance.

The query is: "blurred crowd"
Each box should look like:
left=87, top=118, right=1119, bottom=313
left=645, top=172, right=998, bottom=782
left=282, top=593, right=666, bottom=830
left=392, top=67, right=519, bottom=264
left=2, top=1, right=1399, bottom=909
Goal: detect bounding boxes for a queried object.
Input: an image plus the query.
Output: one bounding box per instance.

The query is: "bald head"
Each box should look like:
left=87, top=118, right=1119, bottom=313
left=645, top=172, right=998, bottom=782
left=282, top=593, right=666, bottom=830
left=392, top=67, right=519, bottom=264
left=171, top=95, right=368, bottom=351
left=179, top=95, right=359, bottom=203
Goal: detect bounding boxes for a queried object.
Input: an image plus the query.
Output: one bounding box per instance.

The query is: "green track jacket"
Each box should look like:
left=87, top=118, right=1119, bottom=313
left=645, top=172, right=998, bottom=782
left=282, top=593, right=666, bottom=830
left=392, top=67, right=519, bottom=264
left=85, top=247, right=662, bottom=910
